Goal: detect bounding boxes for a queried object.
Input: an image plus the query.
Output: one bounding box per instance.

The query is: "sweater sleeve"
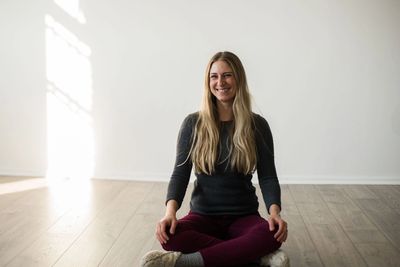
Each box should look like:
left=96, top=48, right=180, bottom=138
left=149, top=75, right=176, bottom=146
left=166, top=113, right=197, bottom=208
left=254, top=114, right=281, bottom=213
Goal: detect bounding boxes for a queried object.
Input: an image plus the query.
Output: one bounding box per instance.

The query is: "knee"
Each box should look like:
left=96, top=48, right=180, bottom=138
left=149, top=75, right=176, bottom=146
left=160, top=232, right=179, bottom=251
left=253, top=223, right=282, bottom=251
left=268, top=228, right=283, bottom=251
left=161, top=240, right=174, bottom=251
left=161, top=229, right=200, bottom=253
left=161, top=230, right=186, bottom=252
left=273, top=238, right=283, bottom=250
left=161, top=220, right=198, bottom=252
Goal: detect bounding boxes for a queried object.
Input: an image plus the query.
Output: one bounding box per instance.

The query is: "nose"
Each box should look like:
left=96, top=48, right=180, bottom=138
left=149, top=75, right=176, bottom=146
left=217, top=76, right=225, bottom=86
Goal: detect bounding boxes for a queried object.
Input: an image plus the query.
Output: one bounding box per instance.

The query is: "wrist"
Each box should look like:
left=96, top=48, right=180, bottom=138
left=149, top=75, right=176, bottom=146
left=166, top=199, right=178, bottom=216
left=269, top=204, right=281, bottom=216
left=269, top=212, right=280, bottom=217
left=165, top=210, right=176, bottom=217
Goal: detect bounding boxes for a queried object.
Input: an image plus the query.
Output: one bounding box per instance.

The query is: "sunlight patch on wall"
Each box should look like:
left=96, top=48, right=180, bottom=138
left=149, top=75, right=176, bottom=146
left=45, top=14, right=94, bottom=182
left=54, top=0, right=86, bottom=24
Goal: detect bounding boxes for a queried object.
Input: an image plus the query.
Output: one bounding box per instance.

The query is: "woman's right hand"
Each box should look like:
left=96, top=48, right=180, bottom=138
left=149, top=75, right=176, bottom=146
left=156, top=213, right=178, bottom=244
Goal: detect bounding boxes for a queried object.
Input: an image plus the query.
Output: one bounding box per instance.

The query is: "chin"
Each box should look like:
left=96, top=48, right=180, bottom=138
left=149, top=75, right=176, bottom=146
left=217, top=97, right=235, bottom=104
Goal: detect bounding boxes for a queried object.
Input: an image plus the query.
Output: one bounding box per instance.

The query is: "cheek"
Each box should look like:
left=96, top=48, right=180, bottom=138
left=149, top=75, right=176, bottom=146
left=209, top=81, right=217, bottom=90
left=231, top=81, right=237, bottom=91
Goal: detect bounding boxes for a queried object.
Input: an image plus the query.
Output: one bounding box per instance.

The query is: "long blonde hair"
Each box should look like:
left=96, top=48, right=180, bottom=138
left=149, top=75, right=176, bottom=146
left=190, top=51, right=256, bottom=175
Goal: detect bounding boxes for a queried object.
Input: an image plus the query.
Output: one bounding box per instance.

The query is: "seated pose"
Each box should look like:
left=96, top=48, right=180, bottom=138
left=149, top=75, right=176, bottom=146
left=141, top=51, right=289, bottom=267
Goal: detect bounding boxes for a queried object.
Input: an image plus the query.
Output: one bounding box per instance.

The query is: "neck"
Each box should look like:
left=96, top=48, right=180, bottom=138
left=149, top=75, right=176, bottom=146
left=217, top=101, right=233, bottom=121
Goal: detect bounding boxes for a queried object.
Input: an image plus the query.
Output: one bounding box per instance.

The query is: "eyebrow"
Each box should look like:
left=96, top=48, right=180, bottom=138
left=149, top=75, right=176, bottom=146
left=209, top=72, right=233, bottom=75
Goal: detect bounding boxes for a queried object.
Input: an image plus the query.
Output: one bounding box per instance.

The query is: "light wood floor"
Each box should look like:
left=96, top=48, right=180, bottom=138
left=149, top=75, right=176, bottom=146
left=0, top=177, right=399, bottom=267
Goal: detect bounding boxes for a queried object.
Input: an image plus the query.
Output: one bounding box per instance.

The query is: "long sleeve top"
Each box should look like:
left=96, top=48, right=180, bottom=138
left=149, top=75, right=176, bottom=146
left=166, top=112, right=281, bottom=215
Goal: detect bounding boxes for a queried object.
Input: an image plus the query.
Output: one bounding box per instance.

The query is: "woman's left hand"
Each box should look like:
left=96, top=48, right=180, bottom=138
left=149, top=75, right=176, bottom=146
left=268, top=214, right=288, bottom=243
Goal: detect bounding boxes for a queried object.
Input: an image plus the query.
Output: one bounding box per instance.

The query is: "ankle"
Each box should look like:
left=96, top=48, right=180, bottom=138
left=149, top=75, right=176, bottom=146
left=175, top=252, right=204, bottom=267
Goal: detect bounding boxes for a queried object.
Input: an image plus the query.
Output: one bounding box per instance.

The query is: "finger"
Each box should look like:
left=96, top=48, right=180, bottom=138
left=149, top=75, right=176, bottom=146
left=273, top=224, right=284, bottom=239
left=160, top=222, right=169, bottom=242
left=280, top=230, right=288, bottom=243
left=170, top=220, right=177, bottom=235
left=274, top=221, right=286, bottom=239
left=268, top=218, right=275, bottom=231
left=274, top=224, right=287, bottom=238
left=156, top=223, right=164, bottom=244
left=276, top=230, right=283, bottom=242
left=277, top=228, right=288, bottom=243
left=157, top=222, right=166, bottom=244
left=283, top=230, right=288, bottom=242
left=276, top=230, right=284, bottom=242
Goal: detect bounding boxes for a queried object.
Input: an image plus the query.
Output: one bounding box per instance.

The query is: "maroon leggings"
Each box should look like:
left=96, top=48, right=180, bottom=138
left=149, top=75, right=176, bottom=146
left=162, top=211, right=282, bottom=267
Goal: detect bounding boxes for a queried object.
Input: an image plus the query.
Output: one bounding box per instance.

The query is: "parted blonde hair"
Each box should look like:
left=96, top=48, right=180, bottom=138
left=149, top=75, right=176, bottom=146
left=190, top=51, right=257, bottom=175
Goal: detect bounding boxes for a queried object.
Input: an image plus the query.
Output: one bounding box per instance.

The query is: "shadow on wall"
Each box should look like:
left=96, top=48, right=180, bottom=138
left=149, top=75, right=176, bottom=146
left=45, top=0, right=94, bottom=182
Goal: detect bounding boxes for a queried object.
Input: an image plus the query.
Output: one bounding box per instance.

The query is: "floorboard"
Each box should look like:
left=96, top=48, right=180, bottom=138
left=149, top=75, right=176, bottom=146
left=0, top=177, right=399, bottom=267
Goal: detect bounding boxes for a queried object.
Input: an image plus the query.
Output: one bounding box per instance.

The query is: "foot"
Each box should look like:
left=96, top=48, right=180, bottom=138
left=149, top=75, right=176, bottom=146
left=140, top=250, right=182, bottom=267
left=260, top=249, right=290, bottom=267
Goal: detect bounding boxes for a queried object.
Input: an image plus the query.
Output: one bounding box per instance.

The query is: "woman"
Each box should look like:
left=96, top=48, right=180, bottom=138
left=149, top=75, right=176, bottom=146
left=141, top=51, right=289, bottom=267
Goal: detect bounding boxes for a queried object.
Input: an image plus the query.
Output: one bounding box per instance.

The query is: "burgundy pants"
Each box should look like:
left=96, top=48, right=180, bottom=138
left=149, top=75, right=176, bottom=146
left=162, top=211, right=282, bottom=267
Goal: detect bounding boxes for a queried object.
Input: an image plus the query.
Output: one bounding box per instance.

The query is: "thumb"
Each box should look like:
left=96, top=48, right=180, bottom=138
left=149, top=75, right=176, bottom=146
left=170, top=220, right=177, bottom=235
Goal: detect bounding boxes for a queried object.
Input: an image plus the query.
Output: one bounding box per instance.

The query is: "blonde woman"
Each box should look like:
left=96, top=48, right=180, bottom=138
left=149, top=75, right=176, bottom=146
left=141, top=51, right=289, bottom=267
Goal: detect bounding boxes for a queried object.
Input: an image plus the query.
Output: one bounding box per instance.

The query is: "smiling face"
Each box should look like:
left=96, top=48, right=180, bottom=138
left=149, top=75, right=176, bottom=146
left=209, top=60, right=237, bottom=105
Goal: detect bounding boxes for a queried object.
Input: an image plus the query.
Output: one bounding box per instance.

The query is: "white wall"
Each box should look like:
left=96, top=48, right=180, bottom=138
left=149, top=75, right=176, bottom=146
left=0, top=0, right=399, bottom=184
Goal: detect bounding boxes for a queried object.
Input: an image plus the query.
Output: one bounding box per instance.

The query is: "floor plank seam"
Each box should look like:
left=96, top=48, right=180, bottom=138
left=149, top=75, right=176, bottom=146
left=343, top=186, right=400, bottom=254
left=316, top=185, right=370, bottom=267
left=287, top=185, right=326, bottom=267
left=367, top=185, right=400, bottom=216
left=51, top=181, right=130, bottom=266
left=3, top=187, right=75, bottom=267
left=97, top=182, right=157, bottom=266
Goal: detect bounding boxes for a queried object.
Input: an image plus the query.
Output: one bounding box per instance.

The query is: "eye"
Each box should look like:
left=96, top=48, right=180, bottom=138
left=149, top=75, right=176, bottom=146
left=210, top=74, right=218, bottom=79
left=223, top=73, right=232, bottom=78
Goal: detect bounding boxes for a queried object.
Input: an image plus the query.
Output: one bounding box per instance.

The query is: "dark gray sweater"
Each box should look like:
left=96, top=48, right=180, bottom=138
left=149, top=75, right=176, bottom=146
left=166, top=112, right=281, bottom=215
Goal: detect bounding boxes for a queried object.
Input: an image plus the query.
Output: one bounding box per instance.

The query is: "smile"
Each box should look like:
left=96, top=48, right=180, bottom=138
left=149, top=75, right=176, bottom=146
left=216, top=88, right=230, bottom=92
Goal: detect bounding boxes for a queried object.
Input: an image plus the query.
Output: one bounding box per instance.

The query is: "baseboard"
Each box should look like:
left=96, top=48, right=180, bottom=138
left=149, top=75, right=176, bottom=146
left=1, top=170, right=399, bottom=185
left=94, top=172, right=170, bottom=182
left=0, top=170, right=45, bottom=178
left=93, top=173, right=400, bottom=185
left=278, top=175, right=400, bottom=185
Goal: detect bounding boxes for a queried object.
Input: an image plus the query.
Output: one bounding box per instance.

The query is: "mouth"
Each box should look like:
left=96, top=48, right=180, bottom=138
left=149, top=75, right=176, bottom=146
left=216, top=88, right=231, bottom=92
